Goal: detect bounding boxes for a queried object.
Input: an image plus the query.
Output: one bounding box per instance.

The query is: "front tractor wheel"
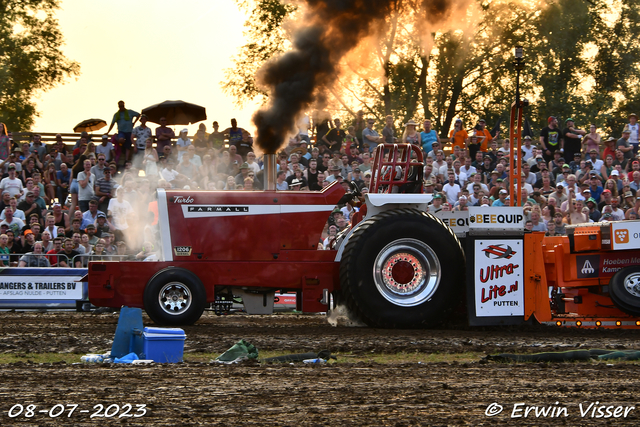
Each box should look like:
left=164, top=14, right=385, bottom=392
left=609, top=266, right=640, bottom=317
left=143, top=268, right=207, bottom=326
left=340, top=209, right=465, bottom=328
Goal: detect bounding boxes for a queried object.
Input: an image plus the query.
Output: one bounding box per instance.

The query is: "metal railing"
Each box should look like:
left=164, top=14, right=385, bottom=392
left=3, top=253, right=131, bottom=268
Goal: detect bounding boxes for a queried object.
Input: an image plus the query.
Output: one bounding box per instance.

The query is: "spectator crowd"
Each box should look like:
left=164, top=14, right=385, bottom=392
left=1, top=103, right=639, bottom=261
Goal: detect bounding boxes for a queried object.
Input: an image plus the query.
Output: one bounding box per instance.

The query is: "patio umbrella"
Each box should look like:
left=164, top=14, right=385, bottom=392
left=73, top=118, right=107, bottom=133
left=141, top=100, right=207, bottom=125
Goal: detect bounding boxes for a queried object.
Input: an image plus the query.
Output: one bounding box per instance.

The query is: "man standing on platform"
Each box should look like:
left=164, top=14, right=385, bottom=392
left=623, top=113, right=639, bottom=155
left=155, top=117, right=175, bottom=155
left=107, top=100, right=140, bottom=163
left=562, top=118, right=586, bottom=162
left=420, top=119, right=440, bottom=155
left=539, top=116, right=563, bottom=162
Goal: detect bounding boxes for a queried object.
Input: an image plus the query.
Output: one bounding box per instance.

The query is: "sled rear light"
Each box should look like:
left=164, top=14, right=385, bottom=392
left=575, top=321, right=582, bottom=327
left=636, top=321, right=640, bottom=327
left=91, top=264, right=107, bottom=271
left=595, top=320, right=602, bottom=327
left=616, top=320, right=622, bottom=327
left=556, top=321, right=562, bottom=327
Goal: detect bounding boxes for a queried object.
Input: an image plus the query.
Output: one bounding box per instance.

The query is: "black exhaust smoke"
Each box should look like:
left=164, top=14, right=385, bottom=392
left=253, top=0, right=460, bottom=154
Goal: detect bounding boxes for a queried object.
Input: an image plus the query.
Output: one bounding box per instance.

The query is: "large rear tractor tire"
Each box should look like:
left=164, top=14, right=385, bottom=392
left=609, top=266, right=640, bottom=317
left=143, top=268, right=207, bottom=326
left=340, top=209, right=465, bottom=328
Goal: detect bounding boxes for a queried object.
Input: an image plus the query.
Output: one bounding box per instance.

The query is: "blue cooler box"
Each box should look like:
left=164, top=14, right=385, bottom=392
left=142, top=327, right=186, bottom=363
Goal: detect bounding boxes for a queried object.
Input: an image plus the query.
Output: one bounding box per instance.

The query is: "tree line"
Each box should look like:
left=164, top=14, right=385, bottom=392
left=223, top=0, right=640, bottom=138
left=0, top=0, right=80, bottom=131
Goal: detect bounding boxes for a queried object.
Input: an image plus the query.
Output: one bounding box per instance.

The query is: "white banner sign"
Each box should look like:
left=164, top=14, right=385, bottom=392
left=468, top=207, right=524, bottom=230
left=0, top=276, right=84, bottom=300
left=474, top=239, right=524, bottom=317
left=611, top=221, right=640, bottom=251
left=433, top=211, right=469, bottom=236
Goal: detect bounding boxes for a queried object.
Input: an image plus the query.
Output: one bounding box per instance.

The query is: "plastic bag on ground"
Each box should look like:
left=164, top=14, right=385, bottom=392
left=114, top=352, right=140, bottom=364
left=214, top=339, right=259, bottom=364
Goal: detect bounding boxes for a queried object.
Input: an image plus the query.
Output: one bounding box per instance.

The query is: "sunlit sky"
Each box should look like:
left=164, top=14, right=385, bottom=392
left=33, top=0, right=259, bottom=135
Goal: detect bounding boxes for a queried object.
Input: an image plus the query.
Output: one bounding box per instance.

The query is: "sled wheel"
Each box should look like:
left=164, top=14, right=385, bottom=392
left=340, top=208, right=464, bottom=328
left=143, top=268, right=207, bottom=325
left=609, top=266, right=640, bottom=317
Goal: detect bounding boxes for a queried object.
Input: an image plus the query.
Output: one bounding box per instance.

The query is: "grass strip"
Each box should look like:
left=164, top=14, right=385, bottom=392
left=0, top=351, right=482, bottom=365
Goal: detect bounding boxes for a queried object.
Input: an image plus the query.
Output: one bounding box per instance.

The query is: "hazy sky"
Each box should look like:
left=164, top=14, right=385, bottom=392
left=33, top=0, right=259, bottom=135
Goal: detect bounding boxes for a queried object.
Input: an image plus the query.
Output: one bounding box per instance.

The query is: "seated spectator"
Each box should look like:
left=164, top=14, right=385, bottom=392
left=46, top=237, right=63, bottom=266
left=0, top=191, right=11, bottom=212
left=0, top=197, right=25, bottom=221
left=43, top=163, right=57, bottom=206
left=90, top=238, right=109, bottom=260
left=32, top=186, right=47, bottom=214
left=57, top=238, right=82, bottom=268
left=18, top=241, right=50, bottom=267
left=94, top=166, right=116, bottom=214
left=286, top=168, right=307, bottom=188
left=0, top=163, right=24, bottom=198
left=177, top=151, right=199, bottom=182
left=160, top=159, right=189, bottom=189
left=79, top=234, right=92, bottom=263
left=85, top=224, right=99, bottom=245
left=17, top=191, right=42, bottom=224
left=66, top=218, right=84, bottom=238
left=134, top=241, right=158, bottom=261
left=102, top=233, right=117, bottom=256
left=76, top=159, right=96, bottom=212
left=55, top=162, right=71, bottom=203
left=243, top=176, right=254, bottom=191
left=15, top=229, right=36, bottom=254
left=70, top=232, right=87, bottom=254
left=41, top=230, right=52, bottom=252
left=81, top=200, right=103, bottom=229
left=276, top=171, right=288, bottom=191
left=322, top=225, right=338, bottom=249
left=0, top=233, right=9, bottom=266
left=289, top=178, right=303, bottom=190
left=94, top=212, right=113, bottom=237
left=492, top=189, right=509, bottom=206
left=0, top=207, right=25, bottom=234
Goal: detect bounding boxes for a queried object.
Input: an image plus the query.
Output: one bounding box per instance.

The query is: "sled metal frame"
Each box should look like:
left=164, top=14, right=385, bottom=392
left=524, top=231, right=640, bottom=329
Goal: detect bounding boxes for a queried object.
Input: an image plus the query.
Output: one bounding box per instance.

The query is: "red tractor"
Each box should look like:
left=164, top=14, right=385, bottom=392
left=89, top=144, right=465, bottom=327
left=89, top=144, right=640, bottom=329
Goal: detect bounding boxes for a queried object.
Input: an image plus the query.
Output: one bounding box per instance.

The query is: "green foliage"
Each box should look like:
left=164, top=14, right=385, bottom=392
left=0, top=0, right=80, bottom=131
left=224, top=0, right=640, bottom=139
left=222, top=0, right=297, bottom=106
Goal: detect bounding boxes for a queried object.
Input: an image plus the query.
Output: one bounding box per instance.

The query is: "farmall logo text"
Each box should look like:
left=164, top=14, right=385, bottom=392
left=187, top=206, right=249, bottom=213
left=173, top=195, right=194, bottom=204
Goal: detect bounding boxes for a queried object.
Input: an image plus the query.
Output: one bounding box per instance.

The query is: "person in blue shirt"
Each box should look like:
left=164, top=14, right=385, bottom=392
left=420, top=119, right=440, bottom=155
left=107, top=100, right=140, bottom=163
left=492, top=189, right=509, bottom=206
left=587, top=171, right=604, bottom=203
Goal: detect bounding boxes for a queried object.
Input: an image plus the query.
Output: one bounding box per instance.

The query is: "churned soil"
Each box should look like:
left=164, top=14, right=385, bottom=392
left=1, top=311, right=640, bottom=426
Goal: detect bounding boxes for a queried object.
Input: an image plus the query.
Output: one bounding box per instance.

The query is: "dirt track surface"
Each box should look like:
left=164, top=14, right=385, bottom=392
left=1, top=311, right=640, bottom=425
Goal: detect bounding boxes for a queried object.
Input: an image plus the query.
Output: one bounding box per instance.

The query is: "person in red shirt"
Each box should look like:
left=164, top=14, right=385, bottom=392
left=46, top=237, right=63, bottom=266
